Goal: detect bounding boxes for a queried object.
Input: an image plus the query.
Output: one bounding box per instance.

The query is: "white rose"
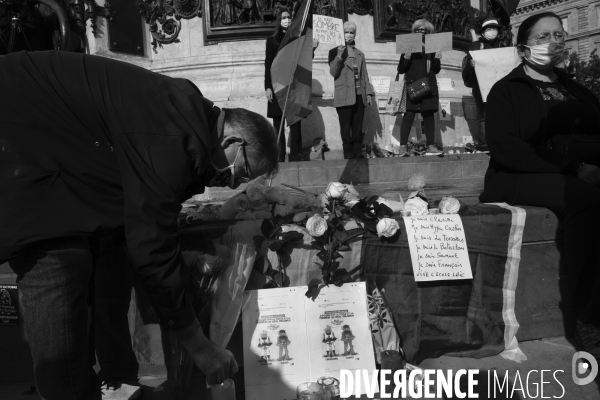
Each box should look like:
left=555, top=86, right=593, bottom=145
left=439, top=196, right=461, bottom=214
left=376, top=218, right=400, bottom=238
left=404, top=197, right=429, bottom=216
left=233, top=194, right=250, bottom=212
left=325, top=182, right=347, bottom=199
left=306, top=214, right=328, bottom=237
left=246, top=183, right=267, bottom=202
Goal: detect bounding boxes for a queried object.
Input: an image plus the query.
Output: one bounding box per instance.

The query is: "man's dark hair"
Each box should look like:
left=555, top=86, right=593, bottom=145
left=516, top=12, right=562, bottom=46
left=223, top=108, right=279, bottom=176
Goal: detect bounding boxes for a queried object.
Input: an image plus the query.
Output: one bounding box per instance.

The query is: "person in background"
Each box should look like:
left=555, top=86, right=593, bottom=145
left=479, top=12, right=600, bottom=357
left=264, top=7, right=318, bottom=162
left=328, top=21, right=374, bottom=159
left=462, top=18, right=504, bottom=153
left=0, top=50, right=280, bottom=400
left=397, top=19, right=443, bottom=157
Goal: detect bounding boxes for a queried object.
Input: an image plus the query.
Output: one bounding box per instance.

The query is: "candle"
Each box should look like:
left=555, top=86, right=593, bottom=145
left=297, top=382, right=322, bottom=400
left=211, top=379, right=236, bottom=400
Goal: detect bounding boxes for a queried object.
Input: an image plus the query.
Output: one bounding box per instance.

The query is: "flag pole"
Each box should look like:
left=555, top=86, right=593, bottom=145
left=269, top=0, right=312, bottom=187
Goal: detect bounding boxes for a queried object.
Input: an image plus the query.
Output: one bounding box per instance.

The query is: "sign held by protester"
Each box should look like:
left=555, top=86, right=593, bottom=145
left=404, top=215, right=472, bottom=282
left=0, top=285, right=19, bottom=326
left=396, top=33, right=423, bottom=54
left=470, top=47, right=520, bottom=102
left=313, top=15, right=344, bottom=48
left=372, top=76, right=392, bottom=113
left=424, top=32, right=453, bottom=53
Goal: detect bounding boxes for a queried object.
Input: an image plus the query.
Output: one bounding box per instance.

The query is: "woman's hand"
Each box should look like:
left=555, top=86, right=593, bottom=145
left=337, top=45, right=345, bottom=58
left=577, top=164, right=600, bottom=186
left=435, top=51, right=442, bottom=59
left=266, top=88, right=273, bottom=103
left=367, top=95, right=372, bottom=106
left=313, top=38, right=319, bottom=49
left=470, top=59, right=475, bottom=67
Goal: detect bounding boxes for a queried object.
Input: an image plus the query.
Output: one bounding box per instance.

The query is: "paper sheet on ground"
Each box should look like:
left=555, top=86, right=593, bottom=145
left=404, top=215, right=473, bottom=282
left=396, top=33, right=423, bottom=54
left=313, top=15, right=344, bottom=48
left=425, top=32, right=452, bottom=53
left=470, top=47, right=520, bottom=102
left=242, top=283, right=376, bottom=399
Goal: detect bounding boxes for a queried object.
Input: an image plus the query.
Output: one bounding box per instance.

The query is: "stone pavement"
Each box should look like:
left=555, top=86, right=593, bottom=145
left=1, top=336, right=598, bottom=400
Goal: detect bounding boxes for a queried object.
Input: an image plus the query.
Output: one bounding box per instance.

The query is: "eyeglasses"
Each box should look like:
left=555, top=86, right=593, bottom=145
left=414, top=28, right=428, bottom=34
left=281, top=16, right=291, bottom=20
left=527, top=31, right=568, bottom=45
left=210, top=143, right=251, bottom=188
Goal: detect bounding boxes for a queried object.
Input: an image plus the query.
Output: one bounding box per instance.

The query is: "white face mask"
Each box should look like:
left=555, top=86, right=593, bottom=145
left=483, top=29, right=498, bottom=41
left=281, top=15, right=291, bottom=29
left=523, top=42, right=565, bottom=70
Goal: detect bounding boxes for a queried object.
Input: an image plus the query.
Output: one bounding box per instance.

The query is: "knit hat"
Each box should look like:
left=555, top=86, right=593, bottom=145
left=480, top=18, right=500, bottom=34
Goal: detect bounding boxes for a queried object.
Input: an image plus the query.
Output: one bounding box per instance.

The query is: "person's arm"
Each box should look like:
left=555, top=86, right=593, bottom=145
left=265, top=38, right=274, bottom=91
left=329, top=47, right=345, bottom=79
left=361, top=55, right=375, bottom=102
left=397, top=53, right=411, bottom=74
left=486, top=83, right=577, bottom=173
left=432, top=53, right=442, bottom=74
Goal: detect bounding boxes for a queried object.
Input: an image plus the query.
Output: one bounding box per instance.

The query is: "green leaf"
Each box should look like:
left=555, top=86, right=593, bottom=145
left=260, top=219, right=275, bottom=238
left=280, top=231, right=304, bottom=242
left=312, top=241, right=325, bottom=251
left=305, top=279, right=323, bottom=300
left=338, top=243, right=351, bottom=252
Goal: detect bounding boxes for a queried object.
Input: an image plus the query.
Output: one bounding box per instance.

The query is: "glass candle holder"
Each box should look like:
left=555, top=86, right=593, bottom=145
left=297, top=382, right=322, bottom=400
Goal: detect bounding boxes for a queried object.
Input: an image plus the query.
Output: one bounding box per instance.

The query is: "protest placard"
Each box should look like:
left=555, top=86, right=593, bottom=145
left=439, top=99, right=451, bottom=121
left=437, top=77, right=454, bottom=91
left=396, top=33, right=423, bottom=54
left=371, top=76, right=392, bottom=114
left=404, top=215, right=473, bottom=282
left=0, top=285, right=19, bottom=325
left=470, top=47, right=520, bottom=102
left=424, top=32, right=452, bottom=53
left=313, top=14, right=344, bottom=48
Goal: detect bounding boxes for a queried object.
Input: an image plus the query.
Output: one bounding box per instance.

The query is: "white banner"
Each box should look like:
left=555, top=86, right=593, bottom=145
left=313, top=14, right=344, bottom=48
left=470, top=47, right=521, bottom=102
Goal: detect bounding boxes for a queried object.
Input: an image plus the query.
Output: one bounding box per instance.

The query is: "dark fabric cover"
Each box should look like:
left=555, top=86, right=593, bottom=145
left=265, top=35, right=284, bottom=118
left=479, top=64, right=600, bottom=204
left=0, top=50, right=220, bottom=331
left=361, top=204, right=516, bottom=364
left=397, top=52, right=441, bottom=113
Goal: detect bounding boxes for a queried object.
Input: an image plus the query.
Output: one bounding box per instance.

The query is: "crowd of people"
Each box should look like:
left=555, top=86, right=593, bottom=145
left=0, top=6, right=599, bottom=400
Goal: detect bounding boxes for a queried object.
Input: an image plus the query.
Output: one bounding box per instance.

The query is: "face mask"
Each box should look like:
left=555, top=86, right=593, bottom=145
left=483, top=29, right=498, bottom=41
left=524, top=42, right=565, bottom=70
left=281, top=16, right=291, bottom=29
left=200, top=163, right=232, bottom=188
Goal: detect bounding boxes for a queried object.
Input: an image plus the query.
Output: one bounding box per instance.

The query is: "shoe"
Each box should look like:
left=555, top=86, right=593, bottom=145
left=343, top=153, right=353, bottom=160
left=464, top=142, right=476, bottom=153
left=101, top=382, right=142, bottom=400
left=574, top=320, right=600, bottom=358
left=398, top=145, right=410, bottom=157
left=475, top=142, right=489, bottom=153
left=425, top=145, right=443, bottom=156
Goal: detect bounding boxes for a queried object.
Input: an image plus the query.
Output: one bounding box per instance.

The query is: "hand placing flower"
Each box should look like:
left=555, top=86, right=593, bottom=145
left=325, top=182, right=348, bottom=199
left=306, top=214, right=328, bottom=237
left=376, top=218, right=400, bottom=238
left=233, top=194, right=250, bottom=212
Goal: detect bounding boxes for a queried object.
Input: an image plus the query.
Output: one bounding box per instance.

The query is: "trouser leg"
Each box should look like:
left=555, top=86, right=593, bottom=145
left=288, top=120, right=302, bottom=161
left=351, top=100, right=366, bottom=156
left=9, top=237, right=100, bottom=400
left=472, top=84, right=486, bottom=143
left=273, top=117, right=286, bottom=162
left=422, top=111, right=435, bottom=146
left=400, top=111, right=416, bottom=145
left=336, top=105, right=353, bottom=157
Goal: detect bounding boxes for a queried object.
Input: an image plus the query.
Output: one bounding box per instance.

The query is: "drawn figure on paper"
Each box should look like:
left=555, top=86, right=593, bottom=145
left=341, top=324, right=357, bottom=355
left=276, top=329, right=291, bottom=361
left=322, top=325, right=337, bottom=357
left=257, top=330, right=272, bottom=361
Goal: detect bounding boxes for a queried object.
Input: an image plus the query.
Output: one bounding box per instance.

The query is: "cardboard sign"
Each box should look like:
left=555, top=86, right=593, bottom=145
left=313, top=15, right=344, bottom=48
left=404, top=215, right=473, bottom=282
left=470, top=47, right=521, bottom=102
left=385, top=80, right=405, bottom=115
left=396, top=33, right=423, bottom=54
left=424, top=32, right=453, bottom=53
left=0, top=285, right=19, bottom=326
left=242, top=283, right=376, bottom=399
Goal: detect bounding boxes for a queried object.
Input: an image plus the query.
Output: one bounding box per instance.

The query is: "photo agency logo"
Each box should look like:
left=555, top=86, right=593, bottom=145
left=572, top=351, right=598, bottom=386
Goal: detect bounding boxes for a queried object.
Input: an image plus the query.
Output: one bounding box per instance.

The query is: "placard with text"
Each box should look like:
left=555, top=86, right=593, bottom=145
left=313, top=15, right=344, bottom=48
left=0, top=285, right=19, bottom=326
left=403, top=215, right=472, bottom=282
left=242, top=283, right=376, bottom=400
left=424, top=32, right=453, bottom=54
left=396, top=33, right=423, bottom=54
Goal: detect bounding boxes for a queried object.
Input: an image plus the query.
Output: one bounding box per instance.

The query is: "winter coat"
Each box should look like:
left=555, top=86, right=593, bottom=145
left=397, top=52, right=442, bottom=113
left=265, top=34, right=284, bottom=118
left=328, top=46, right=375, bottom=108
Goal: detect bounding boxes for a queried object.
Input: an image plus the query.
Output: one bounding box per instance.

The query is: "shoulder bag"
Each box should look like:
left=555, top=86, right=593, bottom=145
left=407, top=54, right=432, bottom=103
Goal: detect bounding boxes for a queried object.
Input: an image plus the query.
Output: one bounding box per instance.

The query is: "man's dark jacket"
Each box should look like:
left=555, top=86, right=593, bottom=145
left=479, top=63, right=600, bottom=204
left=0, top=51, right=221, bottom=331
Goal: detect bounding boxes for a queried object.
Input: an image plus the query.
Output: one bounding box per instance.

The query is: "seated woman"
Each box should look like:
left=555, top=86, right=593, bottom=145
left=328, top=21, right=374, bottom=159
left=480, top=12, right=600, bottom=357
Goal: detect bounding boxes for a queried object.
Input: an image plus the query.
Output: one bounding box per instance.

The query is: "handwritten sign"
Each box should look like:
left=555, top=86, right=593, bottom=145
left=404, top=215, right=473, bottom=282
left=470, top=47, right=520, bottom=102
left=396, top=33, right=423, bottom=54
left=372, top=76, right=392, bottom=114
left=437, top=78, right=454, bottom=91
left=0, top=285, right=19, bottom=325
left=313, top=15, right=344, bottom=48
left=424, top=32, right=453, bottom=53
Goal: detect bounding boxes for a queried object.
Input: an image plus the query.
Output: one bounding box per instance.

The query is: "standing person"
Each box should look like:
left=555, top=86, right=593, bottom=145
left=462, top=18, right=504, bottom=152
left=328, top=21, right=374, bottom=159
left=396, top=19, right=443, bottom=157
left=480, top=12, right=600, bottom=357
left=265, top=7, right=318, bottom=162
left=0, top=50, right=280, bottom=400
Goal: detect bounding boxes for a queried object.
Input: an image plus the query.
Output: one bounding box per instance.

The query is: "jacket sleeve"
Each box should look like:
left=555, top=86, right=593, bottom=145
left=397, top=54, right=411, bottom=74
left=432, top=55, right=441, bottom=74
left=362, top=55, right=374, bottom=96
left=115, top=130, right=204, bottom=333
left=486, top=82, right=577, bottom=173
left=329, top=48, right=344, bottom=79
left=265, top=38, right=274, bottom=91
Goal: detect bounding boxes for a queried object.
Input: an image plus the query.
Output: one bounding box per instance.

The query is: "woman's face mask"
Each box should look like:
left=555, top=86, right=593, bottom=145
left=523, top=42, right=565, bottom=70
left=483, top=28, right=498, bottom=41
left=280, top=13, right=291, bottom=29
left=344, top=31, right=355, bottom=45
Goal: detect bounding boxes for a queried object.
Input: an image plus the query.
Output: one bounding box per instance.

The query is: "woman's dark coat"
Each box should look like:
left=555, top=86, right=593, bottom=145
left=479, top=63, right=600, bottom=204
left=397, top=52, right=442, bottom=113
left=265, top=35, right=283, bottom=118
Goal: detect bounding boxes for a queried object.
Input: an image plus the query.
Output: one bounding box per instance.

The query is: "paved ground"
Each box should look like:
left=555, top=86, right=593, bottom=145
left=1, top=336, right=598, bottom=400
